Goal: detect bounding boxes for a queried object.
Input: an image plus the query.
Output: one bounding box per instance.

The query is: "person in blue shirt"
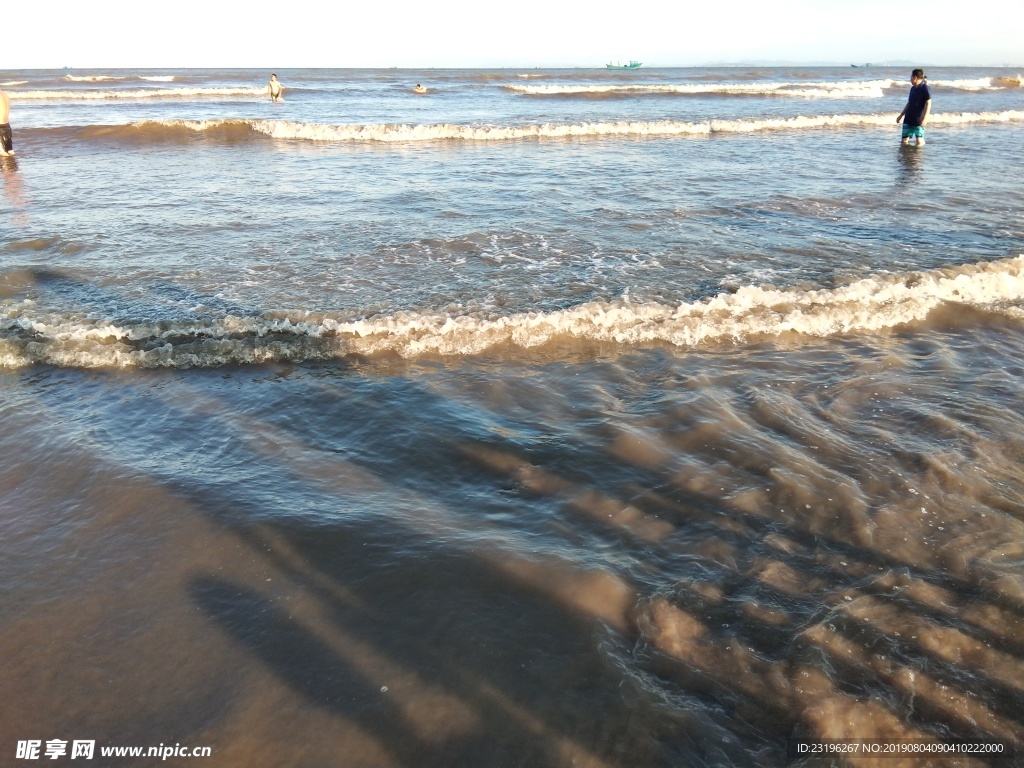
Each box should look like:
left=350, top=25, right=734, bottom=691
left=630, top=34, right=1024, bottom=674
left=896, top=69, right=931, bottom=146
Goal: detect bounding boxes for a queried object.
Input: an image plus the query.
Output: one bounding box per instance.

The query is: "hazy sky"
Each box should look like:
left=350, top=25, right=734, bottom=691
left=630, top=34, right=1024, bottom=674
left=5, top=0, right=1023, bottom=69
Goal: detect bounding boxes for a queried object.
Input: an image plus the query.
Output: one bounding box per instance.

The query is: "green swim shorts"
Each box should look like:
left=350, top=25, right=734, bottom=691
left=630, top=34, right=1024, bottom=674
left=901, top=124, right=925, bottom=139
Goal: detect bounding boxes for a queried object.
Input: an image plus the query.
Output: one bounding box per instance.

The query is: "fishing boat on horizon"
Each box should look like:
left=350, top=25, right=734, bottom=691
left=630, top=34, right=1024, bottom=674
left=607, top=61, right=643, bottom=70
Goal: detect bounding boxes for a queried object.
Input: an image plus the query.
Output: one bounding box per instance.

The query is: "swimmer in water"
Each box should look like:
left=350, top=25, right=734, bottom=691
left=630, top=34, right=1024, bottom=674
left=268, top=74, right=284, bottom=102
left=413, top=84, right=428, bottom=94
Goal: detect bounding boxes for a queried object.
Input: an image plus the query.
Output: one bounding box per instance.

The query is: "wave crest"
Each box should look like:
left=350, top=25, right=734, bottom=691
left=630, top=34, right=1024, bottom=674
left=3, top=256, right=1023, bottom=369
left=505, top=80, right=896, bottom=99
left=21, top=110, right=1024, bottom=149
left=250, top=111, right=1024, bottom=142
left=505, top=77, right=1018, bottom=98
left=11, top=86, right=265, bottom=100
left=64, top=74, right=127, bottom=82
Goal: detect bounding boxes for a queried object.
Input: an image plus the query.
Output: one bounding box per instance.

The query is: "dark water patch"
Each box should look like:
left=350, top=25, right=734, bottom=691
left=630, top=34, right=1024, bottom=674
left=22, top=120, right=270, bottom=148
left=3, top=236, right=84, bottom=255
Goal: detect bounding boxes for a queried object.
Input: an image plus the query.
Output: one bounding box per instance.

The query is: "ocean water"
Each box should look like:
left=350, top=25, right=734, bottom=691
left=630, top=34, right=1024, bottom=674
left=2, top=66, right=1024, bottom=767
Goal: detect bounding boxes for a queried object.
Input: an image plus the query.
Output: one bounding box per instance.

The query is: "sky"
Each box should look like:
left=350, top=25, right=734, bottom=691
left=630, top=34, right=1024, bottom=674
left=4, top=0, right=1023, bottom=69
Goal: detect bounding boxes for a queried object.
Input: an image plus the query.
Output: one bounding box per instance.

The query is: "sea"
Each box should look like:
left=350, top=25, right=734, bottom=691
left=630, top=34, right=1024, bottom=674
left=2, top=66, right=1024, bottom=767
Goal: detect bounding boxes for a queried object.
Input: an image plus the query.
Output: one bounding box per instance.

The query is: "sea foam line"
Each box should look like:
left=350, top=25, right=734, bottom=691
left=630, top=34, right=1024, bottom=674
left=64, top=74, right=127, bottom=82
left=242, top=111, right=1024, bottom=142
left=2, top=256, right=1023, bottom=369
left=26, top=110, right=1024, bottom=147
left=11, top=86, right=265, bottom=100
left=931, top=76, right=1016, bottom=90
left=505, top=80, right=896, bottom=98
left=505, top=77, right=1017, bottom=97
left=62, top=74, right=175, bottom=82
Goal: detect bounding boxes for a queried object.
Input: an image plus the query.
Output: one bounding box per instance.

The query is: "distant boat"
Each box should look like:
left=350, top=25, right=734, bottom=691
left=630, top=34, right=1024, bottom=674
left=607, top=61, right=643, bottom=70
left=850, top=63, right=872, bottom=68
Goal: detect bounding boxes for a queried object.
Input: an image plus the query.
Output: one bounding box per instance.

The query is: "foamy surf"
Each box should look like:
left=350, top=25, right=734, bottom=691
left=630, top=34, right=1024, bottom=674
left=11, top=86, right=266, bottom=100
left=21, top=110, right=1024, bottom=150
left=930, top=76, right=1014, bottom=90
left=506, top=77, right=1018, bottom=98
left=60, top=74, right=175, bottom=82
left=505, top=80, right=896, bottom=99
left=3, top=256, right=1023, bottom=369
left=64, top=74, right=127, bottom=82
left=158, top=110, right=1024, bottom=143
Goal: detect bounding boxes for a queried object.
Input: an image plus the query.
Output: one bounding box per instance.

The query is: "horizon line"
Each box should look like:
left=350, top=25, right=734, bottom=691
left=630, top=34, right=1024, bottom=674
left=4, top=61, right=1023, bottom=71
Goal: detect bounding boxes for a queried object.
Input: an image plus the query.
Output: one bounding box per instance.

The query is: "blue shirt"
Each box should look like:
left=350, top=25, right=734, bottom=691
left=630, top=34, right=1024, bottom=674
left=905, top=82, right=931, bottom=126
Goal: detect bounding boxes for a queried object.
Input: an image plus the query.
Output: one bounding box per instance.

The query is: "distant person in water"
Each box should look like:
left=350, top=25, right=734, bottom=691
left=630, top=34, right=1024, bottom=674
left=896, top=69, right=930, bottom=146
left=413, top=83, right=428, bottom=94
left=268, top=74, right=284, bottom=102
left=0, top=89, right=13, bottom=156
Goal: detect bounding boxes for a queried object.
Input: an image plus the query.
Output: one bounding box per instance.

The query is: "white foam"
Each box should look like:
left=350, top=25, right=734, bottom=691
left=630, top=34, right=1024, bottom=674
left=238, top=110, right=1024, bottom=144
left=929, top=77, right=998, bottom=90
left=37, top=110, right=1024, bottom=148
left=249, top=118, right=707, bottom=142
left=309, top=254, right=1024, bottom=355
left=12, top=86, right=265, bottom=100
left=64, top=74, right=126, bottom=82
left=135, top=118, right=241, bottom=131
left=1, top=80, right=29, bottom=87
left=925, top=110, right=1024, bottom=126
left=509, top=77, right=1021, bottom=96
left=3, top=256, right=1023, bottom=369
left=505, top=80, right=896, bottom=99
left=139, top=75, right=176, bottom=82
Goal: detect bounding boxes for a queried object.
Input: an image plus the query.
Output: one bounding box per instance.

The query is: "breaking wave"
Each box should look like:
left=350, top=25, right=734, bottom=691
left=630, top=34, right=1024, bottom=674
left=505, top=80, right=896, bottom=99
left=3, top=256, right=1023, bottom=369
left=61, top=74, right=175, bottom=82
left=64, top=74, right=127, bottom=82
left=27, top=110, right=1019, bottom=147
left=932, top=76, right=1019, bottom=90
left=20, top=110, right=1024, bottom=149
left=280, top=111, right=1024, bottom=142
left=11, top=86, right=266, bottom=100
left=992, top=74, right=1023, bottom=88
left=506, top=77, right=1020, bottom=98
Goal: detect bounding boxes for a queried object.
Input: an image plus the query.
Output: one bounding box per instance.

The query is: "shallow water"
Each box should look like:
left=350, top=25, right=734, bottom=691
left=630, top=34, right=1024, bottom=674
left=2, top=66, right=1024, bottom=766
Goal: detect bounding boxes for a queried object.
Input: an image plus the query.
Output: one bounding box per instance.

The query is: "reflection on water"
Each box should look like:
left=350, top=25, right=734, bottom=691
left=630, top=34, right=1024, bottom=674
left=896, top=143, right=924, bottom=186
left=1, top=155, right=28, bottom=227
